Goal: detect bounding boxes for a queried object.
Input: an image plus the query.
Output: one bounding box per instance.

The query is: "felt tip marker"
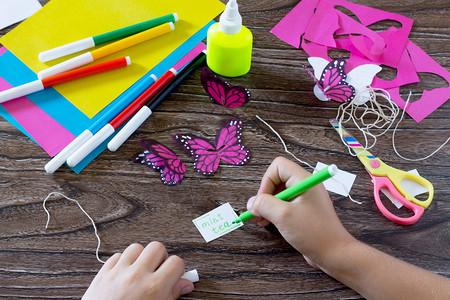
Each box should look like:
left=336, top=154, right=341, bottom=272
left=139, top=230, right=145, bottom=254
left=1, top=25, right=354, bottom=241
left=0, top=56, right=130, bottom=104
left=232, top=164, right=338, bottom=224
left=39, top=13, right=179, bottom=62
left=38, top=22, right=175, bottom=79
left=66, top=68, right=177, bottom=168
left=108, top=50, right=207, bottom=152
left=44, top=73, right=158, bottom=174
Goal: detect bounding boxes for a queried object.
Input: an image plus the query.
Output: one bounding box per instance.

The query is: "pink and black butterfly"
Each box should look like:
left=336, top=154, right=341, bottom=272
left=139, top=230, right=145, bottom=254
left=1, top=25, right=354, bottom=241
left=303, top=58, right=356, bottom=102
left=172, top=118, right=250, bottom=175
left=201, top=67, right=251, bottom=108
left=131, top=139, right=185, bottom=186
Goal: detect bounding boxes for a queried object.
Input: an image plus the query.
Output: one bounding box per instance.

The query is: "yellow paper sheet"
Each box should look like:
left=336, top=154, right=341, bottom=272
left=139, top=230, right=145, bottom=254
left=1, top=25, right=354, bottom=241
left=0, top=0, right=224, bottom=118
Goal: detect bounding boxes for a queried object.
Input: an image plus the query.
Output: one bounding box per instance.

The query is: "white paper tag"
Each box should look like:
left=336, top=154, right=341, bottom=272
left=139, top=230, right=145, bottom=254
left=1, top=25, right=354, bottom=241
left=314, top=162, right=356, bottom=196
left=192, top=203, right=243, bottom=243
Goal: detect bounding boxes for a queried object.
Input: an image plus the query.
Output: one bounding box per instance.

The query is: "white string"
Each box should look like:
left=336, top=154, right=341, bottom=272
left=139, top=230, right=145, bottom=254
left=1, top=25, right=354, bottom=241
left=255, top=115, right=362, bottom=204
left=392, top=92, right=450, bottom=161
left=43, top=192, right=106, bottom=264
left=335, top=87, right=400, bottom=157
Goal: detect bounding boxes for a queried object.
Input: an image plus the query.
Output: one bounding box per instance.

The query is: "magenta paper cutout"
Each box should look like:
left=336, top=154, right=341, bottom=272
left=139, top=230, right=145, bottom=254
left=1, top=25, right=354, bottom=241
left=200, top=67, right=251, bottom=108
left=173, top=43, right=206, bottom=71
left=0, top=47, right=6, bottom=56
left=0, top=76, right=75, bottom=156
left=303, top=58, right=355, bottom=102
left=131, top=139, right=185, bottom=186
left=172, top=118, right=250, bottom=175
left=386, top=41, right=450, bottom=123
left=271, top=0, right=449, bottom=122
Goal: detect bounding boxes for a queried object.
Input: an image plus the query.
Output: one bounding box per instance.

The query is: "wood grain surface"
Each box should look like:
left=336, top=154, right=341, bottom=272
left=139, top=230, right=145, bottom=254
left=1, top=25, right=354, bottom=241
left=0, top=0, right=449, bottom=299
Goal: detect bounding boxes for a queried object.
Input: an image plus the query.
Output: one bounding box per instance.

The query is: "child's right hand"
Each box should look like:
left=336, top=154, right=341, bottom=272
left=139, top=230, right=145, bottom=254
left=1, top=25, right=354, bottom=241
left=246, top=157, right=356, bottom=270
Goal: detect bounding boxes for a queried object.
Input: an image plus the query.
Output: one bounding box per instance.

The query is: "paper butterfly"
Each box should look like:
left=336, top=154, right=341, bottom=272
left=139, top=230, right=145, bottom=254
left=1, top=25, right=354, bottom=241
left=200, top=67, right=251, bottom=108
left=131, top=139, right=185, bottom=186
left=172, top=118, right=250, bottom=175
left=306, top=57, right=382, bottom=104
left=303, top=58, right=355, bottom=102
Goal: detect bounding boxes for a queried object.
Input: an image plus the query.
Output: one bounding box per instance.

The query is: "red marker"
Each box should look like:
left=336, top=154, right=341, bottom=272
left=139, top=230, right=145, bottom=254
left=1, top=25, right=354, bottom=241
left=66, top=68, right=177, bottom=167
left=0, top=56, right=131, bottom=104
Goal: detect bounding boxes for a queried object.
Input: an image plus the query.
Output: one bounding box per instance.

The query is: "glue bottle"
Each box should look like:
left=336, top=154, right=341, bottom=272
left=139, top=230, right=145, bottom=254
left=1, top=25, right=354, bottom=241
left=206, top=0, right=253, bottom=77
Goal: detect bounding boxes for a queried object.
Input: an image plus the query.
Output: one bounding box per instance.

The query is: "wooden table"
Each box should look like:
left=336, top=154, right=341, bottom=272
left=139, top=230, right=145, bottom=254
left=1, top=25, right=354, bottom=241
left=1, top=0, right=448, bottom=298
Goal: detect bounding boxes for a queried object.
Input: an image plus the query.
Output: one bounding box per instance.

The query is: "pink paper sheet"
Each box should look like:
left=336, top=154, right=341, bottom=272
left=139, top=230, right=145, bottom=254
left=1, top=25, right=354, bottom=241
left=0, top=76, right=76, bottom=156
left=271, top=0, right=449, bottom=122
left=387, top=41, right=450, bottom=123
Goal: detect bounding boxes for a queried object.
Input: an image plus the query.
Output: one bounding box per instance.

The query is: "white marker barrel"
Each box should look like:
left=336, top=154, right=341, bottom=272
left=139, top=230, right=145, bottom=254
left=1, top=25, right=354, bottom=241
left=38, top=37, right=96, bottom=62
left=45, top=130, right=94, bottom=174
left=0, top=80, right=44, bottom=104
left=181, top=269, right=199, bottom=283
left=107, top=106, right=152, bottom=152
left=38, top=52, right=94, bottom=79
left=67, top=124, right=115, bottom=167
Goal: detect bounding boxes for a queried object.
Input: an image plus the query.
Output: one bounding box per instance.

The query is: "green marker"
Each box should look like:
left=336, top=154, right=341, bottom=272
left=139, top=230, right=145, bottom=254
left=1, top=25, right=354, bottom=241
left=39, top=13, right=179, bottom=62
left=232, top=164, right=338, bottom=223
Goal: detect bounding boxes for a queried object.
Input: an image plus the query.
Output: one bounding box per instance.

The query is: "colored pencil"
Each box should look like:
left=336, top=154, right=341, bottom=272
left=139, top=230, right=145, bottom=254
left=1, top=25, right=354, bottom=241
left=44, top=73, right=158, bottom=174
left=38, top=22, right=174, bottom=79
left=108, top=50, right=207, bottom=152
left=39, top=13, right=179, bottom=62
left=0, top=56, right=130, bottom=104
left=66, top=68, right=177, bottom=167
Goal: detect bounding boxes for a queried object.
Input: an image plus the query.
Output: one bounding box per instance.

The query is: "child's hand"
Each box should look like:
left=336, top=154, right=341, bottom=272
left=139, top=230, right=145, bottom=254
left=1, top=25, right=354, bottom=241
left=82, top=242, right=194, bottom=300
left=247, top=157, right=356, bottom=270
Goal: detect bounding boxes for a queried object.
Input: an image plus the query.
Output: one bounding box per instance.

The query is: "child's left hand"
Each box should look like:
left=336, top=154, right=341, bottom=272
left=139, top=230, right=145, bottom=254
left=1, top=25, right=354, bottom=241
left=82, top=242, right=194, bottom=300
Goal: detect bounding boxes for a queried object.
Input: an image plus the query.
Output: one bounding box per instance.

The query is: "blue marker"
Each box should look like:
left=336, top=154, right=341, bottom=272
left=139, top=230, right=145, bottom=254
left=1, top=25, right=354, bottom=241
left=44, top=74, right=157, bottom=174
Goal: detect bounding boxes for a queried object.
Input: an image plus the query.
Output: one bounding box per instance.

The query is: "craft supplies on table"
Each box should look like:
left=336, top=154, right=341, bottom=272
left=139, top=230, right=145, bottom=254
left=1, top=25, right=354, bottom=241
left=330, top=119, right=434, bottom=225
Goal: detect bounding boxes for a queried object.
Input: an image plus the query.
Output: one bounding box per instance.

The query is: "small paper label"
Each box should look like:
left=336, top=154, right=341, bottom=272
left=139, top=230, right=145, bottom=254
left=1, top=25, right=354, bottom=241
left=314, top=162, right=356, bottom=196
left=192, top=203, right=243, bottom=243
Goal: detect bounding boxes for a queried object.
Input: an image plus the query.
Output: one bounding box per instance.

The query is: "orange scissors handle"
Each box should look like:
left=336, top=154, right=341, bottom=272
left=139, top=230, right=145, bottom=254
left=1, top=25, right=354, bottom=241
left=359, top=155, right=434, bottom=209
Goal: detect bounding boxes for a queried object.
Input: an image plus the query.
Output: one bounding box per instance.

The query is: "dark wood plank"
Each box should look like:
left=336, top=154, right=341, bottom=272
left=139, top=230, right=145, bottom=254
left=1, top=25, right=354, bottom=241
left=0, top=0, right=448, bottom=298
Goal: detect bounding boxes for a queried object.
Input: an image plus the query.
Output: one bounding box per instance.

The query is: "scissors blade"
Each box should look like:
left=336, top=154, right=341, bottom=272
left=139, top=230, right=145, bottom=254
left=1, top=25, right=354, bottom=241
left=329, top=119, right=376, bottom=158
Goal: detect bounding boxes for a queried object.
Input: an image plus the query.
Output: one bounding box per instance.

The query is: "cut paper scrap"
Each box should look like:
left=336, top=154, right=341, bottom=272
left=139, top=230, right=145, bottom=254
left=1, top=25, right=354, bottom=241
left=0, top=0, right=224, bottom=118
left=0, top=24, right=211, bottom=173
left=314, top=162, right=356, bottom=196
left=131, top=139, right=185, bottom=186
left=192, top=203, right=243, bottom=243
left=172, top=118, right=250, bottom=175
left=200, top=67, right=251, bottom=108
left=381, top=169, right=430, bottom=209
left=386, top=41, right=450, bottom=123
left=0, top=0, right=42, bottom=30
left=271, top=0, right=413, bottom=68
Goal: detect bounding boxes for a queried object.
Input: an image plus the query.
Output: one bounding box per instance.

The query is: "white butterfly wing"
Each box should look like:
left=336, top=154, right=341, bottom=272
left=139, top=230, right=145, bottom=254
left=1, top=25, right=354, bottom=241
left=308, top=57, right=331, bottom=101
left=346, top=64, right=382, bottom=104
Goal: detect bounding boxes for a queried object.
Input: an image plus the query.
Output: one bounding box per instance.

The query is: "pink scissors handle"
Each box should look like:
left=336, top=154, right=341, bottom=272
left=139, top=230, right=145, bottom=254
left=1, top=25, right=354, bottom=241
left=370, top=174, right=424, bottom=225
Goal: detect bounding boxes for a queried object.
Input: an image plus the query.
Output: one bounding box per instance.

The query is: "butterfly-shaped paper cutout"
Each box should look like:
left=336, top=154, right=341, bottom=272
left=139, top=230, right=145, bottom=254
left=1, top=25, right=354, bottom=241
left=200, top=67, right=251, bottom=108
left=305, top=57, right=382, bottom=104
left=172, top=118, right=250, bottom=175
left=303, top=58, right=355, bottom=102
left=131, top=139, right=185, bottom=186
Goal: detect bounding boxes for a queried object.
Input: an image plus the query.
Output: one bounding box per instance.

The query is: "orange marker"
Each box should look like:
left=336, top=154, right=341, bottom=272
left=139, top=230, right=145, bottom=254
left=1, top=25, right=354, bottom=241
left=0, top=56, right=131, bottom=104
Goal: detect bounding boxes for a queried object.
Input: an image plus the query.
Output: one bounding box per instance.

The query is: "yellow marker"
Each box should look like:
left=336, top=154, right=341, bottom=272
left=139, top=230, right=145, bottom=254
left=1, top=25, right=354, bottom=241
left=38, top=22, right=175, bottom=79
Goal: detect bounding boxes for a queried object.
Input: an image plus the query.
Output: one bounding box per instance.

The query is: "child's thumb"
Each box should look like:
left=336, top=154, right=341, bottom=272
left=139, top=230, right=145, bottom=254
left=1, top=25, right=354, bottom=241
left=172, top=278, right=194, bottom=299
left=247, top=194, right=290, bottom=225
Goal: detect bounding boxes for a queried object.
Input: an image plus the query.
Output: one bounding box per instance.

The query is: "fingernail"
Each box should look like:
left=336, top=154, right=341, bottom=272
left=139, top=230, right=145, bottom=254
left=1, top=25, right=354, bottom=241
left=181, top=284, right=194, bottom=295
left=247, top=196, right=256, bottom=211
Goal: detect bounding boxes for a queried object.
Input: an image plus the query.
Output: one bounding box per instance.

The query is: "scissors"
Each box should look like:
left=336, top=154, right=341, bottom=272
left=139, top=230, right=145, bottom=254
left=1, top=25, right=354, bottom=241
left=330, top=119, right=434, bottom=225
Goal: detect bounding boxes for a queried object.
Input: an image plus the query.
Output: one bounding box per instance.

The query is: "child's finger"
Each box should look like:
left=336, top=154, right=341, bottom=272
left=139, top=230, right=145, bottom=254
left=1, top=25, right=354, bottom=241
left=133, top=241, right=169, bottom=272
left=101, top=252, right=122, bottom=272
left=116, top=243, right=144, bottom=267
left=248, top=193, right=291, bottom=225
left=155, top=255, right=186, bottom=288
left=172, top=278, right=194, bottom=299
